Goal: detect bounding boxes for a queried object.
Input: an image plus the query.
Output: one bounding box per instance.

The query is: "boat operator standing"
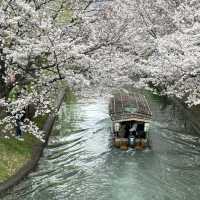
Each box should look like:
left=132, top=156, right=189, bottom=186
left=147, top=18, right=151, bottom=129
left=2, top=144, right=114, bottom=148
left=128, top=123, right=137, bottom=146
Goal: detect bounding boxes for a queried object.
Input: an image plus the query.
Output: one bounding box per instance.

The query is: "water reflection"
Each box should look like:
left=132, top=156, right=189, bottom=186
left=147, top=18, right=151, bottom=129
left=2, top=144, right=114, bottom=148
left=2, top=91, right=200, bottom=200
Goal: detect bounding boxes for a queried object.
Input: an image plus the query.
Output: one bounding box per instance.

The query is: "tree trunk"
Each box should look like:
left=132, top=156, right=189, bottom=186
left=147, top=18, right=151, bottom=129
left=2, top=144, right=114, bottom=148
left=0, top=40, right=6, bottom=98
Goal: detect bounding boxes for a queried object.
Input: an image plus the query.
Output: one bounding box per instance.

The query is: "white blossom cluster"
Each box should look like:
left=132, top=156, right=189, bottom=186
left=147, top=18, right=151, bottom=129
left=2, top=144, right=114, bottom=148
left=88, top=0, right=200, bottom=107
left=0, top=0, right=200, bottom=140
left=131, top=0, right=200, bottom=106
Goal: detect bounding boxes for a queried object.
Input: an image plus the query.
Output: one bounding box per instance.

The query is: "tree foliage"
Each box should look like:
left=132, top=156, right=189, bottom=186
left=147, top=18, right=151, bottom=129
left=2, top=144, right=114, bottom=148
left=0, top=0, right=200, bottom=139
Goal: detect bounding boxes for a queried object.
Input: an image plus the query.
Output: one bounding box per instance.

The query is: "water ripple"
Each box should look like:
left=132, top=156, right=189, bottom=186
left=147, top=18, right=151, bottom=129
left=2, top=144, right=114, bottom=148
left=2, top=94, right=200, bottom=200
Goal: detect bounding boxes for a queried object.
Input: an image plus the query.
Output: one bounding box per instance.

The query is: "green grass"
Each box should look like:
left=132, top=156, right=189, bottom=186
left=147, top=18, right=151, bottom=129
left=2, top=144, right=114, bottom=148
left=0, top=134, right=40, bottom=182
left=0, top=113, right=50, bottom=182
left=33, top=114, right=49, bottom=129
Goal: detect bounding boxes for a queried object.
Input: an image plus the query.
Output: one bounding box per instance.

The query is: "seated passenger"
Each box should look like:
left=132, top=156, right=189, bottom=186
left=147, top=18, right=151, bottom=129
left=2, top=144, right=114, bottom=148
left=114, top=123, right=120, bottom=136
left=129, top=123, right=137, bottom=136
left=118, top=124, right=126, bottom=138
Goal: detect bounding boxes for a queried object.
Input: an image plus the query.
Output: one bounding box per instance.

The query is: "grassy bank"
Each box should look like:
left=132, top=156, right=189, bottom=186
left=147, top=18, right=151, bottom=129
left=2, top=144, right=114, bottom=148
left=0, top=113, right=49, bottom=183
left=0, top=80, right=67, bottom=183
left=0, top=134, right=40, bottom=182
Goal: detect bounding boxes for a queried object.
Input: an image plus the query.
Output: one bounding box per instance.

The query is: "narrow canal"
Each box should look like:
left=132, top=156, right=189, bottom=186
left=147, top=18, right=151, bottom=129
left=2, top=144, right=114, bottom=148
left=2, top=91, right=200, bottom=200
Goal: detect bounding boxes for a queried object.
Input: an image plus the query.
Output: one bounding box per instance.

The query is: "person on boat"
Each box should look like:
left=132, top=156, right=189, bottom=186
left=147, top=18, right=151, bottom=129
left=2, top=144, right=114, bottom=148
left=119, top=124, right=126, bottom=138
left=129, top=123, right=137, bottom=136
left=128, top=123, right=138, bottom=146
left=114, top=122, right=120, bottom=137
left=128, top=131, right=135, bottom=146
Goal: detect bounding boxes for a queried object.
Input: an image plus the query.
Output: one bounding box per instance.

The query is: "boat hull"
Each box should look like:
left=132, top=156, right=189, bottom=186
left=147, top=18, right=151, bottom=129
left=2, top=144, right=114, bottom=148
left=113, top=136, right=148, bottom=150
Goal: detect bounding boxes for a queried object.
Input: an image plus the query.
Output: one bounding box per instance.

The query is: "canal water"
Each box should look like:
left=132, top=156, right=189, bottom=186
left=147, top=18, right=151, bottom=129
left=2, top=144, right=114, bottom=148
left=2, top=91, right=200, bottom=200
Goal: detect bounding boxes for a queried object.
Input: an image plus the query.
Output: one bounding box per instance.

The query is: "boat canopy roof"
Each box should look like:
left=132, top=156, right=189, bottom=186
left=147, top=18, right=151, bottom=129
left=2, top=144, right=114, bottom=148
left=109, top=93, right=152, bottom=123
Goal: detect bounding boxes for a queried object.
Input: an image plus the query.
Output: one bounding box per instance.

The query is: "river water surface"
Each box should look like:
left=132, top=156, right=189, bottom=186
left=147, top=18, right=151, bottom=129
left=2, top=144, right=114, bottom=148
left=2, top=91, right=200, bottom=200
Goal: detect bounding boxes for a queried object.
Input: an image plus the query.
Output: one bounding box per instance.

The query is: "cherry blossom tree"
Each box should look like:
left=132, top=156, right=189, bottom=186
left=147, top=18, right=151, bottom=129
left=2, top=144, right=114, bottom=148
left=90, top=0, right=200, bottom=106
left=0, top=0, right=130, bottom=139
left=1, top=0, right=200, bottom=140
left=135, top=0, right=200, bottom=106
left=0, top=0, right=90, bottom=139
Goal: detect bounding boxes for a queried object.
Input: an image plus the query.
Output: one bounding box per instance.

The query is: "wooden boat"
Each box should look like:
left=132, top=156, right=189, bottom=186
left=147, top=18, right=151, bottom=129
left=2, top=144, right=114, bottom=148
left=109, top=92, right=152, bottom=150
